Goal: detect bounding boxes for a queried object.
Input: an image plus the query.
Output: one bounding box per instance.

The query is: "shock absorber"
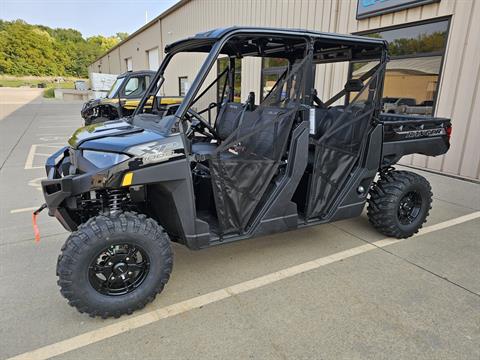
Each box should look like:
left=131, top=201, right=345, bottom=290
left=107, top=189, right=128, bottom=213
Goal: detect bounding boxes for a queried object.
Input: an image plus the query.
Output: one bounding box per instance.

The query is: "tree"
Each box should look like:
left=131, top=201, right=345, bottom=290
left=116, top=32, right=129, bottom=41
left=0, top=20, right=64, bottom=76
left=0, top=19, right=127, bottom=77
left=388, top=32, right=446, bottom=57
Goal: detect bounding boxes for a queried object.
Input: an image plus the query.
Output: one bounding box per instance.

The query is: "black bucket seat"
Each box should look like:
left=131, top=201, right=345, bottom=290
left=192, top=102, right=244, bottom=155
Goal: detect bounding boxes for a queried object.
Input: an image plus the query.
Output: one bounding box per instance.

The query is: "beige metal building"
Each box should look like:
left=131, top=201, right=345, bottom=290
left=89, top=0, right=480, bottom=181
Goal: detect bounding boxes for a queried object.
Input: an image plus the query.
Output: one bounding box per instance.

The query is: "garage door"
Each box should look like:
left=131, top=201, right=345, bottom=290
left=147, top=47, right=159, bottom=71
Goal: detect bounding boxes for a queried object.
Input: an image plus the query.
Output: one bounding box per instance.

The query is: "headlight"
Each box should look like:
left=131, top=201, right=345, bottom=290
left=82, top=150, right=130, bottom=168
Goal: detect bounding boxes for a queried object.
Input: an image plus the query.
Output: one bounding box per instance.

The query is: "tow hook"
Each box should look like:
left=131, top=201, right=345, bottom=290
left=32, top=203, right=47, bottom=243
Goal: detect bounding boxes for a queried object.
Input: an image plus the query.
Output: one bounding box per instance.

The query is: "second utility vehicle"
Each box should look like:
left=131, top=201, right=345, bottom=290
left=40, top=27, right=451, bottom=318
left=81, top=70, right=182, bottom=125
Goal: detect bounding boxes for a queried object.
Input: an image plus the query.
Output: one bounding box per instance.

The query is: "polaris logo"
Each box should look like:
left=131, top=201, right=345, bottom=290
left=397, top=128, right=446, bottom=139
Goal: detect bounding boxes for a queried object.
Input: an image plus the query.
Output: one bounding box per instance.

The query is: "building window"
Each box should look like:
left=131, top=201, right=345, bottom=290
left=355, top=18, right=450, bottom=115
left=261, top=58, right=289, bottom=101
left=125, top=57, right=133, bottom=72
left=178, top=76, right=188, bottom=96
left=217, top=57, right=242, bottom=102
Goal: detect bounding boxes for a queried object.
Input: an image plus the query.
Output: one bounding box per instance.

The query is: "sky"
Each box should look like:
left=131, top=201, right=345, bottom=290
left=1, top=0, right=179, bottom=38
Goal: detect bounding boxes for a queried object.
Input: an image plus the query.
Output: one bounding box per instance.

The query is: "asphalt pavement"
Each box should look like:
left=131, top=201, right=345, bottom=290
left=0, top=88, right=479, bottom=360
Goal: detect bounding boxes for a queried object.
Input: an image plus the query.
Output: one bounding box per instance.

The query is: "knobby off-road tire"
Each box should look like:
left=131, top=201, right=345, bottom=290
left=56, top=211, right=173, bottom=318
left=367, top=170, right=432, bottom=238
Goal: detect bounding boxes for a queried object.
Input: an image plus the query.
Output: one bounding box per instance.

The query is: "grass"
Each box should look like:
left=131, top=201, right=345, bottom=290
left=0, top=79, right=26, bottom=87
left=43, top=88, right=55, bottom=98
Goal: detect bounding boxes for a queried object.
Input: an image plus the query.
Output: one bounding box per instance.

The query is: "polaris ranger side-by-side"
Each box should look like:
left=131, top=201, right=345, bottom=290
left=39, top=27, right=451, bottom=318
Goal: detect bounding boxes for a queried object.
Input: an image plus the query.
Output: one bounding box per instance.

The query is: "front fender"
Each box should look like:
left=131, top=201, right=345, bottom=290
left=117, top=158, right=207, bottom=249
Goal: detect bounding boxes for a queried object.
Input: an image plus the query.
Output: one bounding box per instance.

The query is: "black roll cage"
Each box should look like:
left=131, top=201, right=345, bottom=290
left=134, top=28, right=388, bottom=136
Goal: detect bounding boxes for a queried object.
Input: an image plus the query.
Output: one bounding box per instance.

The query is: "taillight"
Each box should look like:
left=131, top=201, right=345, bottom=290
left=446, top=125, right=452, bottom=140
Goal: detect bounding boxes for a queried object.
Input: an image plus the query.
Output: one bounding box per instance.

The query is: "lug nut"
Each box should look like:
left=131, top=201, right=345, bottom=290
left=126, top=257, right=130, bottom=261
left=128, top=271, right=132, bottom=275
left=108, top=262, right=113, bottom=266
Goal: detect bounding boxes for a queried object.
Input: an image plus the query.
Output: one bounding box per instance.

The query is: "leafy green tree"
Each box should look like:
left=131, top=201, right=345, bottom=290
left=388, top=32, right=446, bottom=56
left=0, top=19, right=127, bottom=77
left=116, top=32, right=129, bottom=41
left=366, top=31, right=447, bottom=57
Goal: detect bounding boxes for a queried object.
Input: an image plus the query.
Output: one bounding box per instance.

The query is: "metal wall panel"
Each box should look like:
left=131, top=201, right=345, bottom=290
left=90, top=0, right=479, bottom=180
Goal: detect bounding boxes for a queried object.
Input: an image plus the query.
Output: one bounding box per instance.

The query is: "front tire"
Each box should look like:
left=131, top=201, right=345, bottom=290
left=367, top=170, right=432, bottom=238
left=56, top=212, right=173, bottom=318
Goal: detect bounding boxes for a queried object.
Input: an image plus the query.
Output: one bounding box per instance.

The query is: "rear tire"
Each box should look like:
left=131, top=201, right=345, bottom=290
left=56, top=211, right=173, bottom=318
left=367, top=170, right=432, bottom=238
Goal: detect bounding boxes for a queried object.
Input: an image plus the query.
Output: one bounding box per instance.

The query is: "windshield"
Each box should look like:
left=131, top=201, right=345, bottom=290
left=107, top=77, right=125, bottom=98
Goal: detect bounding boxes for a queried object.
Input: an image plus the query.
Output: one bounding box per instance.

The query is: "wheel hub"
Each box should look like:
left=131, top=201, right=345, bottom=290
left=113, top=262, right=128, bottom=274
left=398, top=191, right=422, bottom=225
left=88, top=244, right=150, bottom=296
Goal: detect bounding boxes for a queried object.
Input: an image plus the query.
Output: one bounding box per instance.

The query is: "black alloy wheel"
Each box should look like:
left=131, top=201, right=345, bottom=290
left=89, top=243, right=150, bottom=296
left=397, top=191, right=422, bottom=225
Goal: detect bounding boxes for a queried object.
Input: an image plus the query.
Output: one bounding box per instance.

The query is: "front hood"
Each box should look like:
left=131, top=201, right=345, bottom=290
left=82, top=98, right=119, bottom=111
left=84, top=98, right=101, bottom=107
left=68, top=119, right=168, bottom=153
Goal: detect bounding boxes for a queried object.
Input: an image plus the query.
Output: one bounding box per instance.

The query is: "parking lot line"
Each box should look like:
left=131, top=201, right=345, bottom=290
left=24, top=143, right=65, bottom=170
left=24, top=145, right=37, bottom=170
left=6, top=211, right=480, bottom=360
left=10, top=207, right=37, bottom=214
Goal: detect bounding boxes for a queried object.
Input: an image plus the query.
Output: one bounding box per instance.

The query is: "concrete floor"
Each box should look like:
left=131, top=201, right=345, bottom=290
left=0, top=89, right=479, bottom=360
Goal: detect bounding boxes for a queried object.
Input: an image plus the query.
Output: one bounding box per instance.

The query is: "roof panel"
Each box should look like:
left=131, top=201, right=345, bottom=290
left=165, top=26, right=388, bottom=54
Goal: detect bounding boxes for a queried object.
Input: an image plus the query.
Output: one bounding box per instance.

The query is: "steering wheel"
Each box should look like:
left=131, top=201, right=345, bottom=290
left=185, top=108, right=219, bottom=139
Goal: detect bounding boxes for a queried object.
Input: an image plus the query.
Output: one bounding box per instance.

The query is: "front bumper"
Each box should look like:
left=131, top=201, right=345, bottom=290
left=41, top=146, right=132, bottom=231
left=41, top=147, right=93, bottom=231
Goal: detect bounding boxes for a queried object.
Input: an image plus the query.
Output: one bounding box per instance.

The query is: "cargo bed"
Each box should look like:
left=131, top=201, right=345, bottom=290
left=378, top=113, right=451, bottom=166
